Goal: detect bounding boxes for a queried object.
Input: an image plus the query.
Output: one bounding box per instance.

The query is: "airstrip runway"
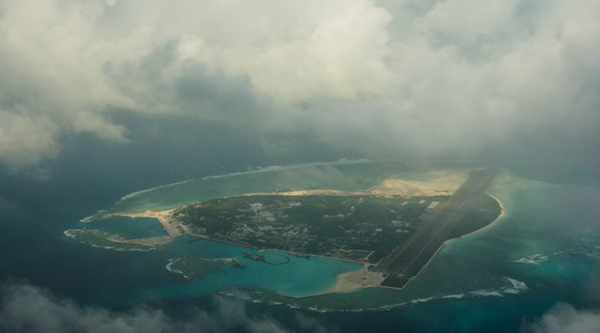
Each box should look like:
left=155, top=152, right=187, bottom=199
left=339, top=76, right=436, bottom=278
left=374, top=168, right=499, bottom=289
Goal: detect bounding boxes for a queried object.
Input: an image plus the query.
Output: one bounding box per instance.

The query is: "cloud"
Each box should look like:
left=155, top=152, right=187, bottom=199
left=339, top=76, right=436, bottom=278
left=522, top=303, right=600, bottom=333
left=0, top=112, right=59, bottom=171
left=226, top=0, right=394, bottom=101
left=0, top=0, right=133, bottom=170
left=306, top=0, right=600, bottom=164
left=0, top=282, right=332, bottom=333
left=73, top=112, right=129, bottom=143
left=0, top=0, right=599, bottom=173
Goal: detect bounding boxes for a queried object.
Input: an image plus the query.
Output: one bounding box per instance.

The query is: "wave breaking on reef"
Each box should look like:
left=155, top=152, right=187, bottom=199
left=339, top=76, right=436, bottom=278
left=118, top=180, right=193, bottom=203
left=201, top=159, right=374, bottom=180
left=63, top=230, right=158, bottom=252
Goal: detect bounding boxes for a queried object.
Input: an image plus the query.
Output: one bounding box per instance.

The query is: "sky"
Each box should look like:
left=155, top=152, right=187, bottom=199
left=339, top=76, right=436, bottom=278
left=1, top=0, right=600, bottom=332
left=0, top=0, right=599, bottom=178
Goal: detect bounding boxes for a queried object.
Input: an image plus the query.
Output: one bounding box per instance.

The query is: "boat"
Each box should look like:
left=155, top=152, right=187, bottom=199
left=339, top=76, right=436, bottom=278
left=232, top=260, right=245, bottom=268
left=243, top=250, right=264, bottom=261
left=294, top=253, right=310, bottom=258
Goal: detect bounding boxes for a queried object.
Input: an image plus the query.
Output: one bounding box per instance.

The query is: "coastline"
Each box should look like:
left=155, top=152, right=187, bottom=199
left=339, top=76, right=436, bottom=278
left=81, top=169, right=497, bottom=298
left=323, top=192, right=506, bottom=296
left=451, top=193, right=505, bottom=241
left=423, top=192, right=505, bottom=274
left=106, top=208, right=374, bottom=296
left=94, top=195, right=504, bottom=298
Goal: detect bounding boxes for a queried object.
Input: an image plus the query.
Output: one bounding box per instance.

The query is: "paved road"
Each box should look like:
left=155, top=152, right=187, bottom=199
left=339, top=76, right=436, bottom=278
left=374, top=169, right=499, bottom=289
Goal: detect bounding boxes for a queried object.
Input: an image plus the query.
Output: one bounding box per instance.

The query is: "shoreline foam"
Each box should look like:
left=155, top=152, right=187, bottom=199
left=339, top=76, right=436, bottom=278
left=74, top=168, right=504, bottom=298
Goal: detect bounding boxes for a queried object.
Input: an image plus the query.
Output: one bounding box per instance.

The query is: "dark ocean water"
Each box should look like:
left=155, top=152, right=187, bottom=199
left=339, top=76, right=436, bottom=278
left=2, top=162, right=600, bottom=333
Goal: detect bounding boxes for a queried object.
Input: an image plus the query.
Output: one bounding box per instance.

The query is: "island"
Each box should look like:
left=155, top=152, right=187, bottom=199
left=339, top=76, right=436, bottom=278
left=67, top=168, right=501, bottom=294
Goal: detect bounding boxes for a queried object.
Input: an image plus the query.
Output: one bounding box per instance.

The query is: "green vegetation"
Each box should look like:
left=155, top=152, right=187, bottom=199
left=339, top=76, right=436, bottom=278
left=446, top=194, right=502, bottom=239
left=171, top=178, right=502, bottom=264
left=175, top=194, right=450, bottom=263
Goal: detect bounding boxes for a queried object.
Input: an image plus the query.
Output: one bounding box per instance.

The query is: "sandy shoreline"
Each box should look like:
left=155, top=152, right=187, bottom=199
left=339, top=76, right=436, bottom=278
left=217, top=169, right=469, bottom=200
left=89, top=169, right=498, bottom=296
left=448, top=193, right=506, bottom=242
left=105, top=208, right=385, bottom=295
left=324, top=191, right=506, bottom=296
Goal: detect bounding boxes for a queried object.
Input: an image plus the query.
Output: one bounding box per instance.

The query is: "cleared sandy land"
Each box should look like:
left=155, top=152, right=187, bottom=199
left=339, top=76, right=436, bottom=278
left=324, top=264, right=386, bottom=294
left=100, top=169, right=473, bottom=250
left=367, top=169, right=469, bottom=197
left=111, top=209, right=189, bottom=237
left=237, top=169, right=469, bottom=199
left=92, top=168, right=502, bottom=295
left=88, top=209, right=192, bottom=247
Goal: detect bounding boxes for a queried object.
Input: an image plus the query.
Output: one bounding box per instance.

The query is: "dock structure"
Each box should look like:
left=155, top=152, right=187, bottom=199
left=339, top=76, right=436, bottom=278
left=373, top=168, right=500, bottom=290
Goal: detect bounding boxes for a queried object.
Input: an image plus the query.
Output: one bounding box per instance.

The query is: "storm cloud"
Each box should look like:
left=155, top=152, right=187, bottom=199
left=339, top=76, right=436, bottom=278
left=0, top=0, right=599, bottom=174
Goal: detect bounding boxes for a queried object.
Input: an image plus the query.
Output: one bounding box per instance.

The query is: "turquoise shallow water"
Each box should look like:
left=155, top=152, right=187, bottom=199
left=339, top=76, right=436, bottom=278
left=67, top=223, right=362, bottom=299
left=153, top=237, right=361, bottom=299
left=209, top=170, right=600, bottom=313
left=103, top=160, right=406, bottom=213
left=5, top=160, right=600, bottom=333
left=66, top=163, right=600, bottom=325
left=93, top=216, right=167, bottom=239
left=68, top=161, right=403, bottom=299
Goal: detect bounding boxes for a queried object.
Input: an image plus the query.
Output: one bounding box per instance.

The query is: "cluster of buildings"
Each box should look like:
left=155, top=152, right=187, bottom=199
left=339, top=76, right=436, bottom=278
left=177, top=195, right=434, bottom=263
